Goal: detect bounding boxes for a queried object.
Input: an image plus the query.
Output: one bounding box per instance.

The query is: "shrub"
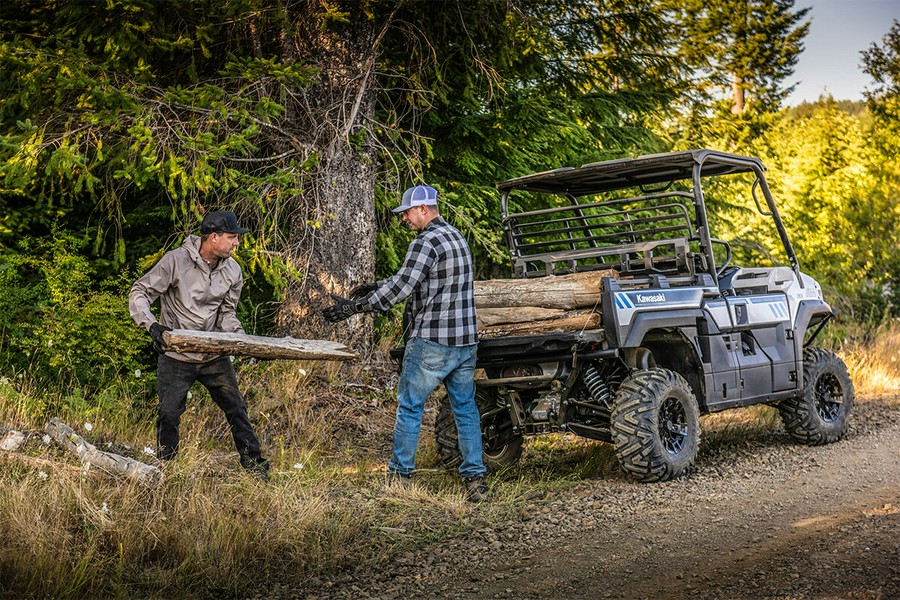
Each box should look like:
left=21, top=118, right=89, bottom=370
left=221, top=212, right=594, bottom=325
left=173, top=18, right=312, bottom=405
left=0, top=234, right=155, bottom=406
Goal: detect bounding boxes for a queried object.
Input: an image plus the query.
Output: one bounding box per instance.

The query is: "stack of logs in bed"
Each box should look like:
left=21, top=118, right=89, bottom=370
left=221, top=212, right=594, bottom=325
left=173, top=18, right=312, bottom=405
left=474, top=270, right=616, bottom=338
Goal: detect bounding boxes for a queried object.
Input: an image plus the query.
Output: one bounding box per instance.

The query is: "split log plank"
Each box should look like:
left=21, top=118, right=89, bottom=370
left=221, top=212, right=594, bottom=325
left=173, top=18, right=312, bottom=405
left=162, top=329, right=357, bottom=361
left=473, top=270, right=616, bottom=310
left=45, top=418, right=163, bottom=487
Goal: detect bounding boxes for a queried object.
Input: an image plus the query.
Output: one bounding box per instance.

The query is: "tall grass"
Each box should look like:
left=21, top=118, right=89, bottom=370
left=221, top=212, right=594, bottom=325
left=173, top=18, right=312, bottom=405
left=0, top=359, right=534, bottom=600
left=2, top=324, right=899, bottom=599
left=841, top=320, right=900, bottom=402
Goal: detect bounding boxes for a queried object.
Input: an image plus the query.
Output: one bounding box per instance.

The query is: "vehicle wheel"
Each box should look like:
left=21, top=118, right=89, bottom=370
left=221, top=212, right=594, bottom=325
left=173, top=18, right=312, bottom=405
left=435, top=388, right=523, bottom=471
left=778, top=347, right=854, bottom=445
left=611, top=368, right=700, bottom=483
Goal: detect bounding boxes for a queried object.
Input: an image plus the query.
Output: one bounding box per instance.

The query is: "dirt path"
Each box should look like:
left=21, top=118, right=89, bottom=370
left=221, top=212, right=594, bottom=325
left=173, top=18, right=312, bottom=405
left=306, top=399, right=900, bottom=600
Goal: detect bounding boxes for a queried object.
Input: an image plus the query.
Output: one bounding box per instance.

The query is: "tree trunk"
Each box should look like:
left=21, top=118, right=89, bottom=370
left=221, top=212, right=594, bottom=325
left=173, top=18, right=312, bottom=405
left=731, top=73, right=745, bottom=114
left=275, top=2, right=387, bottom=353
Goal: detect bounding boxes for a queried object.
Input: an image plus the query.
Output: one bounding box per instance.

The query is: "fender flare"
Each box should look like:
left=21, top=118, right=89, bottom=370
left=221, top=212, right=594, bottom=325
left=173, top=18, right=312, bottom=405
left=794, top=299, right=834, bottom=345
left=622, top=309, right=706, bottom=348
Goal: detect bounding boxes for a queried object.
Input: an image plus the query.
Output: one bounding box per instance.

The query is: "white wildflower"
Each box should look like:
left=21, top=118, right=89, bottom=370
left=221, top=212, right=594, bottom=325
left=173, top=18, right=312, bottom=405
left=0, top=376, right=9, bottom=385
left=298, top=368, right=307, bottom=377
left=143, top=446, right=155, bottom=456
left=100, top=502, right=109, bottom=514
left=83, top=422, right=93, bottom=432
left=186, top=391, right=193, bottom=399
left=293, top=463, right=304, bottom=470
left=42, top=434, right=51, bottom=445
left=47, top=339, right=53, bottom=347
left=134, top=369, right=142, bottom=379
left=37, top=471, right=48, bottom=480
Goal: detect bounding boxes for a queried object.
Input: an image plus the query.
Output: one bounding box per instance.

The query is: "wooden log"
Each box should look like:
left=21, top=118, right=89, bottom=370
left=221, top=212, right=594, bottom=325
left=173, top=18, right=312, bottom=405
left=161, top=329, right=357, bottom=361
left=476, top=306, right=568, bottom=328
left=45, top=418, right=163, bottom=487
left=478, top=311, right=601, bottom=339
left=0, top=429, right=25, bottom=452
left=473, top=269, right=616, bottom=310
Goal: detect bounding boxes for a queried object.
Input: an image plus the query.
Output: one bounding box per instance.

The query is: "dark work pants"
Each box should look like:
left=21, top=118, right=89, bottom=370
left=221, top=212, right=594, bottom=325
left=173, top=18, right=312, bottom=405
left=156, top=354, right=266, bottom=469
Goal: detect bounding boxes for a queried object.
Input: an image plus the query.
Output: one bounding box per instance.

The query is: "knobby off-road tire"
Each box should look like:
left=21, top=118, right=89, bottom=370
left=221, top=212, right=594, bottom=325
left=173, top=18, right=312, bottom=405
left=778, top=347, right=854, bottom=445
left=435, top=388, right=523, bottom=472
left=611, top=368, right=700, bottom=483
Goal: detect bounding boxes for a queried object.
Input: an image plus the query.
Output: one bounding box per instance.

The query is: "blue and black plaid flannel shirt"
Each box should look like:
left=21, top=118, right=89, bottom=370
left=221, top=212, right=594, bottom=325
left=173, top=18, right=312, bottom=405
left=365, top=217, right=478, bottom=346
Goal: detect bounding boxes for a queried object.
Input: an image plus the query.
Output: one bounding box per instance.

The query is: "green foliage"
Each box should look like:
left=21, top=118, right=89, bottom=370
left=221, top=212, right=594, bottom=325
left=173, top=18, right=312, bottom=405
left=669, top=0, right=810, bottom=147
left=861, top=19, right=900, bottom=316
left=375, top=0, right=679, bottom=276
left=0, top=0, right=313, bottom=310
left=0, top=234, right=153, bottom=404
left=0, top=0, right=898, bottom=350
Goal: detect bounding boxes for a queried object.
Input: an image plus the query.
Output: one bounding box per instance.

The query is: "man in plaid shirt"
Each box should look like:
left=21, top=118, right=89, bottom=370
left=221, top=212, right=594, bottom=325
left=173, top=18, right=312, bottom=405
left=323, top=185, right=488, bottom=502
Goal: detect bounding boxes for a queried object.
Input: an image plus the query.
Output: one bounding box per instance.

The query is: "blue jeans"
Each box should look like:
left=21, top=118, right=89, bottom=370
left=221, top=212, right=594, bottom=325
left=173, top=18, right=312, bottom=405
left=389, top=338, right=485, bottom=479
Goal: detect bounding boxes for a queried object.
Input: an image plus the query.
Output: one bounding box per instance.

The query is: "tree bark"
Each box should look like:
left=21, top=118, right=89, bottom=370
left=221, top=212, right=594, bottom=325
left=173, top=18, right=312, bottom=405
left=276, top=2, right=392, bottom=354
left=162, top=329, right=356, bottom=360
left=45, top=418, right=163, bottom=487
left=731, top=73, right=745, bottom=114
left=479, top=311, right=601, bottom=339
left=477, top=306, right=569, bottom=328
left=474, top=270, right=614, bottom=310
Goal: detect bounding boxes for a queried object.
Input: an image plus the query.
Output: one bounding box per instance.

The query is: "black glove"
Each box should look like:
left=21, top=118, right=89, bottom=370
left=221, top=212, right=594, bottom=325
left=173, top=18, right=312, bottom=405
left=149, top=322, right=173, bottom=353
left=322, top=298, right=368, bottom=323
left=348, top=283, right=377, bottom=299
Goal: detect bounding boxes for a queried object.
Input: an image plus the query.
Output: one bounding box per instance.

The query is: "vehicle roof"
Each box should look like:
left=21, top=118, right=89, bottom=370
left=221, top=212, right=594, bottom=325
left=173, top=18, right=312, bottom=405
left=496, top=149, right=765, bottom=196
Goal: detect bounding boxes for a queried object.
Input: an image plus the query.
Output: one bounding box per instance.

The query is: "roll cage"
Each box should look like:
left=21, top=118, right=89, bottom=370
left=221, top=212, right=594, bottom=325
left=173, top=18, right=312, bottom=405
left=496, top=149, right=801, bottom=288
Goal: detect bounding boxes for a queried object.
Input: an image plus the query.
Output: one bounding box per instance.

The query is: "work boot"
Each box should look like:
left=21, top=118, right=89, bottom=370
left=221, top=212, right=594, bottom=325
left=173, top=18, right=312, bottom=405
left=240, top=455, right=270, bottom=482
left=386, top=471, right=412, bottom=488
left=463, top=475, right=489, bottom=503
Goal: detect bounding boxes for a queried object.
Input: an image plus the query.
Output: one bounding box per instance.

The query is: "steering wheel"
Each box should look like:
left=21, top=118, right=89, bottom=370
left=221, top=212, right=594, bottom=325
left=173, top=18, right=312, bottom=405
left=710, top=238, right=732, bottom=278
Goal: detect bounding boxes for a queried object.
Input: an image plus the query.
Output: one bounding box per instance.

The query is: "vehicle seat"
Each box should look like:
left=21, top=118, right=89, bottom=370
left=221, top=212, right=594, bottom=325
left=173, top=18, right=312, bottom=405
left=731, top=266, right=795, bottom=295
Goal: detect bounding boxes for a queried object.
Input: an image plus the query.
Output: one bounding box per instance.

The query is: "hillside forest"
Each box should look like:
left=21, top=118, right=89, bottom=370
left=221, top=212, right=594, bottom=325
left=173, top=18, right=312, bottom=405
left=1, top=0, right=899, bottom=400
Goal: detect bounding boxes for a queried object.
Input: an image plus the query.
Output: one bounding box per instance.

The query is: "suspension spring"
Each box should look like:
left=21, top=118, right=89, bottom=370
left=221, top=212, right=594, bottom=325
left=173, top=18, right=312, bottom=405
left=582, top=364, right=611, bottom=408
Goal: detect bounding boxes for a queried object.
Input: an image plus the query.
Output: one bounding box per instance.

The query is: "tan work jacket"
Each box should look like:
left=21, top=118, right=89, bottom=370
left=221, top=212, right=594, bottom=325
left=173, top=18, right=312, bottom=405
left=129, top=235, right=244, bottom=363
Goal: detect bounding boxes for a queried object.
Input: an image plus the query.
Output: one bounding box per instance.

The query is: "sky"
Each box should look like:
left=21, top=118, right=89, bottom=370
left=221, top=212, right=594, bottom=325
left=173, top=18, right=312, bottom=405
left=786, top=0, right=898, bottom=105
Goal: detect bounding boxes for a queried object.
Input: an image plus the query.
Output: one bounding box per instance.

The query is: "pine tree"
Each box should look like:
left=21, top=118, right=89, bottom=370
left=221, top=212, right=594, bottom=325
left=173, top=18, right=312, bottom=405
left=671, top=0, right=810, bottom=147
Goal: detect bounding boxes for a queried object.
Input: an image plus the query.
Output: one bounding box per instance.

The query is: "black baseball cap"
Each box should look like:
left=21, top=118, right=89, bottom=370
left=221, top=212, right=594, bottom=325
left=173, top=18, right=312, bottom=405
left=200, top=211, right=249, bottom=234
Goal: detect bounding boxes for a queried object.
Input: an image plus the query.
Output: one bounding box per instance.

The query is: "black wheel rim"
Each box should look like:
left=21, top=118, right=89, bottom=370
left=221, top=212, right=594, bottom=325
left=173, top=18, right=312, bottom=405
left=815, top=372, right=844, bottom=422
left=478, top=392, right=515, bottom=454
left=659, top=396, right=688, bottom=454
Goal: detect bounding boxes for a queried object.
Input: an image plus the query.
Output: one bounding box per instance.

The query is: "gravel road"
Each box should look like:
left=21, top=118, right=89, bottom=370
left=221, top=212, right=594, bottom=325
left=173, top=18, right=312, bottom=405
left=294, top=397, right=900, bottom=600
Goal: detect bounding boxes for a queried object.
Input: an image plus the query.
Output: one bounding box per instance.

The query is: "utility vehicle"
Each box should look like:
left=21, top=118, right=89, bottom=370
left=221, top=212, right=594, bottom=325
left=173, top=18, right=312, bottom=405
left=430, top=149, right=854, bottom=482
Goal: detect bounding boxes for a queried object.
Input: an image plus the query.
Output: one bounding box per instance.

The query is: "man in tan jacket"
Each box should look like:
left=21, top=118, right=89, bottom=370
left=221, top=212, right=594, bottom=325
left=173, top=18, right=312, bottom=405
left=129, top=210, right=269, bottom=480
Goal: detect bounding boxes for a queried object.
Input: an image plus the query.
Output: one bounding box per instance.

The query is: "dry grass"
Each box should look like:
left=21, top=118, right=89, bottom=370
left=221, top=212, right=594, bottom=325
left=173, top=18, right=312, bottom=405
left=0, top=358, right=518, bottom=599
left=2, top=324, right=899, bottom=598
left=840, top=321, right=900, bottom=405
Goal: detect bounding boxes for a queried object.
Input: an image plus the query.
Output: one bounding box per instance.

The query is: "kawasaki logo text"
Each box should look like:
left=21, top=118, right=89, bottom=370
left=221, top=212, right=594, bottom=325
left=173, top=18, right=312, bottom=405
left=636, top=293, right=666, bottom=303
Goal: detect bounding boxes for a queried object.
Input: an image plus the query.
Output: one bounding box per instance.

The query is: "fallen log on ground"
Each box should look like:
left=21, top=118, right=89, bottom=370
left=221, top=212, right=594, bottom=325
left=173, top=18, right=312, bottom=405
left=161, top=329, right=357, bottom=361
left=45, top=418, right=163, bottom=487
left=0, top=429, right=26, bottom=452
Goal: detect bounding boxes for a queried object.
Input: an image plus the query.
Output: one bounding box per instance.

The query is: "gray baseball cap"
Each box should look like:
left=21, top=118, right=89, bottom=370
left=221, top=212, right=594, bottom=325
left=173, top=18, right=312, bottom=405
left=392, top=185, right=438, bottom=213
